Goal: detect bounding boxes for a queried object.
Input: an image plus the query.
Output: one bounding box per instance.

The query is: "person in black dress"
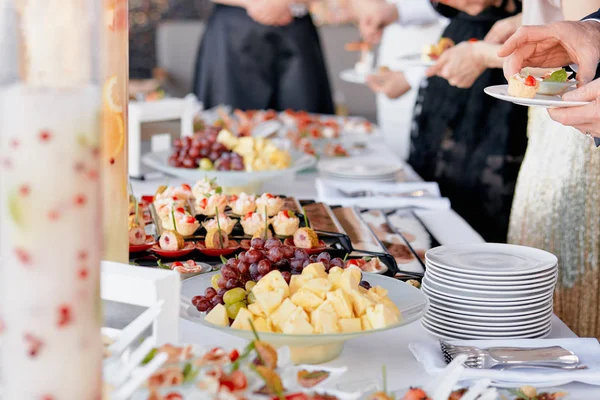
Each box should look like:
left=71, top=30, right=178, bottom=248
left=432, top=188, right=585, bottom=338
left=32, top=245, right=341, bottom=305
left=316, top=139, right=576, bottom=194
left=408, top=1, right=528, bottom=242
left=193, top=0, right=334, bottom=113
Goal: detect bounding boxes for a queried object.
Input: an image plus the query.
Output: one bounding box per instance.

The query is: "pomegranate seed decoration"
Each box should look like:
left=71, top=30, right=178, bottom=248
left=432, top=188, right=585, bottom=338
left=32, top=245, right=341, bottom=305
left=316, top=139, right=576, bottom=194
left=39, top=130, right=52, bottom=142
left=19, top=184, right=30, bottom=197
left=57, top=305, right=73, bottom=328
left=109, top=158, right=115, bottom=165
left=41, top=395, right=55, bottom=400
left=24, top=333, right=43, bottom=358
left=9, top=139, right=19, bottom=148
left=14, top=248, right=31, bottom=265
left=74, top=194, right=87, bottom=206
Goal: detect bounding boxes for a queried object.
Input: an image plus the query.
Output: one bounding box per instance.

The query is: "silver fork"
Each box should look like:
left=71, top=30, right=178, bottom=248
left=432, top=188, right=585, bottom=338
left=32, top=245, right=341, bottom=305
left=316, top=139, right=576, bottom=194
left=337, top=188, right=430, bottom=198
left=440, top=340, right=582, bottom=370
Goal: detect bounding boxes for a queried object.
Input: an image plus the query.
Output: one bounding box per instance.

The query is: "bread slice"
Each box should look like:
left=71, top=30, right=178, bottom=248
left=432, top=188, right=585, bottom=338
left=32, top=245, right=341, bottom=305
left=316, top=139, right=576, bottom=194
left=508, top=75, right=539, bottom=99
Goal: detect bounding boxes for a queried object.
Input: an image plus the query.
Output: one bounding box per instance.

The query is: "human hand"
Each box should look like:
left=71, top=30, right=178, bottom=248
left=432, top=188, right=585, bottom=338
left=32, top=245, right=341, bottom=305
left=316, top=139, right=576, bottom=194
left=366, top=69, right=411, bottom=99
left=498, top=21, right=600, bottom=85
left=246, top=0, right=293, bottom=26
left=351, top=0, right=398, bottom=45
left=438, top=0, right=501, bottom=16
left=547, top=78, right=600, bottom=137
left=484, top=13, right=522, bottom=44
left=425, top=41, right=487, bottom=88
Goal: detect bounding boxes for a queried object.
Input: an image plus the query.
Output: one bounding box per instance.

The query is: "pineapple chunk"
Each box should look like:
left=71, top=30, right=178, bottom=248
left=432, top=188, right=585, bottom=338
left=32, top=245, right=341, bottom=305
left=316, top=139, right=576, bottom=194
left=254, top=287, right=286, bottom=315
left=289, top=275, right=308, bottom=296
left=338, top=318, right=362, bottom=333
left=254, top=270, right=290, bottom=298
left=379, top=296, right=402, bottom=318
left=361, top=314, right=373, bottom=330
left=283, top=309, right=314, bottom=334
left=248, top=303, right=267, bottom=318
left=289, top=306, right=310, bottom=322
left=291, top=288, right=324, bottom=312
left=326, top=289, right=354, bottom=319
left=340, top=266, right=362, bottom=293
left=205, top=304, right=229, bottom=327
left=311, top=300, right=339, bottom=334
left=302, top=278, right=332, bottom=299
left=254, top=317, right=272, bottom=333
left=231, top=307, right=254, bottom=331
left=366, top=304, right=399, bottom=329
left=371, top=286, right=388, bottom=298
left=349, top=289, right=376, bottom=316
left=301, top=262, right=328, bottom=280
left=270, top=298, right=298, bottom=331
left=328, top=267, right=344, bottom=289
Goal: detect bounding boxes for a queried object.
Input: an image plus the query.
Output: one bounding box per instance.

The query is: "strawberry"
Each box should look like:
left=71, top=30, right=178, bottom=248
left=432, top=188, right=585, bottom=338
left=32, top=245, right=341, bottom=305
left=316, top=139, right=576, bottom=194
left=265, top=193, right=274, bottom=199
left=186, top=216, right=196, bottom=224
left=199, top=198, right=208, bottom=209
left=229, top=349, right=240, bottom=362
left=525, top=75, right=537, bottom=87
left=181, top=183, right=191, bottom=191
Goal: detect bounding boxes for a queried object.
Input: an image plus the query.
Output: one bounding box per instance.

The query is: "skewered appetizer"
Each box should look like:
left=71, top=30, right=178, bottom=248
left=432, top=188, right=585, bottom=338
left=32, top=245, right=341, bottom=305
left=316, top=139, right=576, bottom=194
left=271, top=210, right=300, bottom=236
left=508, top=73, right=540, bottom=99
left=159, top=230, right=185, bottom=251
left=228, top=192, right=257, bottom=215
left=161, top=206, right=200, bottom=237
left=293, top=216, right=320, bottom=249
left=128, top=196, right=148, bottom=245
left=195, top=192, right=228, bottom=216
left=154, top=197, right=188, bottom=220
left=192, top=177, right=221, bottom=199
left=128, top=224, right=147, bottom=246
left=155, top=183, right=194, bottom=202
left=240, top=211, right=267, bottom=236
left=202, top=213, right=236, bottom=235
left=205, top=228, right=230, bottom=249
left=256, top=193, right=285, bottom=216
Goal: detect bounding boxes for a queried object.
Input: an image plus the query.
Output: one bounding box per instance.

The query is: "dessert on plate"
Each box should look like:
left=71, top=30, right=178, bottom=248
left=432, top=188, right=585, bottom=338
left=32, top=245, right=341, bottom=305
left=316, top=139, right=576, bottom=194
left=256, top=193, right=285, bottom=216
left=240, top=211, right=268, bottom=236
left=271, top=210, right=300, bottom=236
left=345, top=41, right=374, bottom=75
left=508, top=73, right=540, bottom=99
left=161, top=206, right=200, bottom=237
left=422, top=37, right=455, bottom=63
left=195, top=192, right=228, bottom=216
left=228, top=192, right=257, bottom=215
left=202, top=213, right=236, bottom=235
left=193, top=177, right=221, bottom=199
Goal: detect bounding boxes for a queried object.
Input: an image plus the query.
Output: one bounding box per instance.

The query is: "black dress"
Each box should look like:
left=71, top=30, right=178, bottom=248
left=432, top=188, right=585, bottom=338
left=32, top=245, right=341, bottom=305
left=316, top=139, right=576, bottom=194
left=193, top=4, right=334, bottom=113
left=408, top=5, right=528, bottom=243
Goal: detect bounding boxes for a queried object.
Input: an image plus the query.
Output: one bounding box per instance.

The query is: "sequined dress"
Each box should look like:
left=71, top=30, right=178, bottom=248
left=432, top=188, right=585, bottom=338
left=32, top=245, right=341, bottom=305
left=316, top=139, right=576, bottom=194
left=508, top=107, right=600, bottom=337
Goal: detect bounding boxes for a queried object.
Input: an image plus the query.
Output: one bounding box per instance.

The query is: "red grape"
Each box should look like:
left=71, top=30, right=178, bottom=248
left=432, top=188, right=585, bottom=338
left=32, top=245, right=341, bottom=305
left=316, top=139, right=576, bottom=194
left=225, top=278, right=239, bottom=290
left=199, top=147, right=210, bottom=157
left=281, top=271, right=291, bottom=284
left=192, top=295, right=205, bottom=307
left=217, top=288, right=227, bottom=296
left=267, top=247, right=283, bottom=263
left=209, top=151, right=220, bottom=161
left=255, top=274, right=265, bottom=282
left=302, top=259, right=311, bottom=268
left=184, top=137, right=193, bottom=147
left=290, top=259, right=304, bottom=272
left=237, top=261, right=250, bottom=275
left=257, top=260, right=272, bottom=275
left=309, top=254, right=318, bottom=263
left=205, top=287, right=217, bottom=299
left=205, top=305, right=214, bottom=314
left=227, top=258, right=240, bottom=268
left=189, top=147, right=201, bottom=158
left=251, top=238, right=265, bottom=250
left=273, top=259, right=290, bottom=271
left=182, top=157, right=195, bottom=168
left=316, top=252, right=331, bottom=263
left=173, top=138, right=184, bottom=149
left=222, top=266, right=238, bottom=280
left=211, top=295, right=223, bottom=306
left=280, top=245, right=294, bottom=259
left=359, top=280, right=371, bottom=290
left=217, top=277, right=228, bottom=289
left=168, top=155, right=179, bottom=167
left=246, top=249, right=263, bottom=264
left=249, top=263, right=259, bottom=279
left=196, top=300, right=211, bottom=312
left=294, top=249, right=309, bottom=261
left=265, top=238, right=282, bottom=250
left=330, top=258, right=344, bottom=268
left=238, top=251, right=247, bottom=262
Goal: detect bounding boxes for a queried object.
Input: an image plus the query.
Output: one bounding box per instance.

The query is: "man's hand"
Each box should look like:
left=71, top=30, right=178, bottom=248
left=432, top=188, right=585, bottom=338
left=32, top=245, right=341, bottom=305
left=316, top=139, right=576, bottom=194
left=484, top=13, right=522, bottom=44
left=438, top=0, right=501, bottom=16
left=426, top=41, right=488, bottom=88
left=547, top=78, right=600, bottom=137
left=498, top=21, right=600, bottom=84
left=366, top=69, right=411, bottom=99
left=351, top=0, right=398, bottom=45
left=247, top=0, right=293, bottom=26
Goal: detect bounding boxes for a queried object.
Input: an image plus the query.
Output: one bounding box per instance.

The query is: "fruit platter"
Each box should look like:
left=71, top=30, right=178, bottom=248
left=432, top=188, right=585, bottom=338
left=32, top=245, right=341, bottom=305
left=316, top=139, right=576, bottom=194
left=180, top=257, right=428, bottom=364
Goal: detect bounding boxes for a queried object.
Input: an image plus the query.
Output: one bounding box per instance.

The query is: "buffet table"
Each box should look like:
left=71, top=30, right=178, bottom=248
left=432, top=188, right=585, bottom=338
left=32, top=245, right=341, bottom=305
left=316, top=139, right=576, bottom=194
left=127, top=140, right=600, bottom=398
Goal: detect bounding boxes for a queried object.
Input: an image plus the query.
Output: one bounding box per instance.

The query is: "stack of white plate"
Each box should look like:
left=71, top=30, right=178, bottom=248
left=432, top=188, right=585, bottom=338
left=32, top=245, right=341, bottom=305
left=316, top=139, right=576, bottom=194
left=317, top=157, right=402, bottom=182
left=421, top=243, right=558, bottom=340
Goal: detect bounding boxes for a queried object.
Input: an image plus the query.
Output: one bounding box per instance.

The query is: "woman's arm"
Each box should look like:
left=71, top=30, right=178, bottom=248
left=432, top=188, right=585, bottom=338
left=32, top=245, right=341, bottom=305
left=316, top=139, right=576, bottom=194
left=561, top=0, right=600, bottom=21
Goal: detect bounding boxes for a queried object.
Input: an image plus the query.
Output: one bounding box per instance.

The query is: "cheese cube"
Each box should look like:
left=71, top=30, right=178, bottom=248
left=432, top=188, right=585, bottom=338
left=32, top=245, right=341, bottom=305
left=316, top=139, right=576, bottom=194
left=301, top=262, right=328, bottom=280
left=361, top=314, right=373, bottom=330
left=302, top=278, right=332, bottom=299
left=328, top=267, right=344, bottom=289
left=340, top=266, right=362, bottom=293
left=270, top=298, right=298, bottom=331
left=349, top=289, right=376, bottom=316
left=253, top=317, right=272, bottom=333
left=326, top=289, right=354, bottom=319
left=371, top=286, right=388, bottom=298
left=366, top=304, right=400, bottom=329
left=231, top=308, right=254, bottom=331
left=289, top=275, right=308, bottom=296
left=312, top=302, right=340, bottom=334
left=283, top=310, right=314, bottom=334
left=248, top=303, right=267, bottom=318
left=254, top=287, right=285, bottom=315
left=204, top=304, right=229, bottom=327
left=379, top=296, right=402, bottom=318
left=291, top=288, right=324, bottom=312
left=254, top=270, right=290, bottom=298
left=338, top=318, right=362, bottom=333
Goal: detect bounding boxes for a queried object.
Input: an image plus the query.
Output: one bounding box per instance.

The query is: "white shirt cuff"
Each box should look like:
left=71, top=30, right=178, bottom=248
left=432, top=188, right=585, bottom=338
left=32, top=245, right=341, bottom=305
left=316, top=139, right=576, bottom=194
left=392, top=0, right=439, bottom=26
left=403, top=66, right=427, bottom=89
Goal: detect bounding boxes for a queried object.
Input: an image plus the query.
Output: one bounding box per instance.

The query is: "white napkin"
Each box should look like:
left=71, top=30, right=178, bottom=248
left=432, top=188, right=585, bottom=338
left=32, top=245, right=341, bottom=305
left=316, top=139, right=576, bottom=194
left=316, top=178, right=451, bottom=210
left=409, top=339, right=600, bottom=386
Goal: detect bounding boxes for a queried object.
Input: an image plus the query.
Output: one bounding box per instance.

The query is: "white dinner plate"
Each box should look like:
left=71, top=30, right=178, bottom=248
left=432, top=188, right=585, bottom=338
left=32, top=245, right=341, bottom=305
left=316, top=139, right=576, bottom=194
left=484, top=85, right=589, bottom=108
left=340, top=69, right=368, bottom=84
left=422, top=319, right=551, bottom=340
left=429, top=308, right=553, bottom=328
left=425, top=264, right=558, bottom=288
left=427, top=298, right=553, bottom=318
left=423, top=315, right=552, bottom=337
left=426, top=312, right=552, bottom=332
left=318, top=157, right=403, bottom=179
left=423, top=273, right=556, bottom=298
left=423, top=286, right=553, bottom=310
left=422, top=278, right=554, bottom=303
left=426, top=243, right=557, bottom=276
left=428, top=303, right=553, bottom=324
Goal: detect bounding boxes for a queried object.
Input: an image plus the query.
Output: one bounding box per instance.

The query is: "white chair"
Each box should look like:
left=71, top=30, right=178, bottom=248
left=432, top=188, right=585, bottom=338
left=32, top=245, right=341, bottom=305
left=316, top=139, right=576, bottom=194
left=101, top=261, right=181, bottom=345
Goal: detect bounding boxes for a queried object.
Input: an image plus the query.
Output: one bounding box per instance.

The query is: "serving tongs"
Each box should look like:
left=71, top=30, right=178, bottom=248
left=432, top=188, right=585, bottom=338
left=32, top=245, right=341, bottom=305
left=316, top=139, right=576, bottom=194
left=440, top=340, right=584, bottom=371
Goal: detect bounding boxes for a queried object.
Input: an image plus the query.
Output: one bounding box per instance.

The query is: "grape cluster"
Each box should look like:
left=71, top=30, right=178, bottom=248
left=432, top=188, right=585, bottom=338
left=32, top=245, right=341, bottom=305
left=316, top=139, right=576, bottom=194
left=192, top=237, right=374, bottom=316
left=168, top=127, right=244, bottom=171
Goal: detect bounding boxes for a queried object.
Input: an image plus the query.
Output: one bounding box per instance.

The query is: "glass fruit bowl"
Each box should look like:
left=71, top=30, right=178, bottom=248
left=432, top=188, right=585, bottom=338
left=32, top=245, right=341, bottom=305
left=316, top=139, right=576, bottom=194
left=180, top=272, right=428, bottom=364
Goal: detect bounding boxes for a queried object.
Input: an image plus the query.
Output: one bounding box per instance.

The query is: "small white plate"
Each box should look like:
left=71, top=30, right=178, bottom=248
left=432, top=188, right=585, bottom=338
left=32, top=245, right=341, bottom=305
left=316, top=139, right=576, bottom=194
left=426, top=312, right=552, bottom=332
left=423, top=286, right=553, bottom=310
left=423, top=315, right=552, bottom=337
left=340, top=69, right=368, bottom=84
left=422, top=278, right=554, bottom=303
left=318, top=157, right=403, bottom=179
left=426, top=295, right=553, bottom=316
left=426, top=263, right=558, bottom=286
left=429, top=302, right=553, bottom=323
left=422, top=319, right=551, bottom=340
left=429, top=308, right=553, bottom=328
left=484, top=84, right=589, bottom=108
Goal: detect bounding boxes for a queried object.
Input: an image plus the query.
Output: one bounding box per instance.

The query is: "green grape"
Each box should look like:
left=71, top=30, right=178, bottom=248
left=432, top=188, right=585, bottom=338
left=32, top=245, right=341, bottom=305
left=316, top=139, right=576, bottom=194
left=199, top=158, right=214, bottom=171
left=247, top=292, right=256, bottom=304
left=245, top=281, right=257, bottom=292
left=223, top=288, right=247, bottom=305
left=226, top=301, right=247, bottom=320
left=211, top=274, right=222, bottom=290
